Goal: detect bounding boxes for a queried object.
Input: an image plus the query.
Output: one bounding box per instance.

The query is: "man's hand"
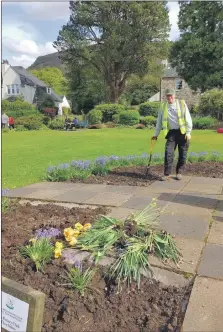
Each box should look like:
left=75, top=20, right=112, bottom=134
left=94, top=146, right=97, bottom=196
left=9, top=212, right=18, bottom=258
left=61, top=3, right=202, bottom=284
left=151, top=136, right=158, bottom=140
left=186, top=134, right=191, bottom=142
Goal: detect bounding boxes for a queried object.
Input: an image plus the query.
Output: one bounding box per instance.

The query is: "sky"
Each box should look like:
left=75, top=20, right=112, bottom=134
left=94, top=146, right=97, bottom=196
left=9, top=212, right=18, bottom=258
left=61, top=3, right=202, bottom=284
left=2, top=1, right=180, bottom=69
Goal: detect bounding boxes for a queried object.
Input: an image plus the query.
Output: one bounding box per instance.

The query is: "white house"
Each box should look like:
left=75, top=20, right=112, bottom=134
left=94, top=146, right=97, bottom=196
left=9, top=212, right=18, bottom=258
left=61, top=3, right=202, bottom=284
left=1, top=61, right=70, bottom=109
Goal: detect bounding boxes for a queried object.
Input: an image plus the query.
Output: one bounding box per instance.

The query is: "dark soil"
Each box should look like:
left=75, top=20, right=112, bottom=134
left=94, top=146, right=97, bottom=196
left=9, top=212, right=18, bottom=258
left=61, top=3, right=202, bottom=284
left=71, top=161, right=223, bottom=186
left=2, top=203, right=192, bottom=332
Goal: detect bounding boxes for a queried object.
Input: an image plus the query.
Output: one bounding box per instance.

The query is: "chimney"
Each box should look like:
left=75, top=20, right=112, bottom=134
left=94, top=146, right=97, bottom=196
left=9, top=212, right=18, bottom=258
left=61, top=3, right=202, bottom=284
left=2, top=60, right=10, bottom=76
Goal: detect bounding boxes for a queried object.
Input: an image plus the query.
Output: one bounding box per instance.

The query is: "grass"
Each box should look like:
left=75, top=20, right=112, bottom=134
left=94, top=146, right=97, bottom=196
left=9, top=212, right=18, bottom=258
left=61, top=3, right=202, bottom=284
left=2, top=128, right=223, bottom=188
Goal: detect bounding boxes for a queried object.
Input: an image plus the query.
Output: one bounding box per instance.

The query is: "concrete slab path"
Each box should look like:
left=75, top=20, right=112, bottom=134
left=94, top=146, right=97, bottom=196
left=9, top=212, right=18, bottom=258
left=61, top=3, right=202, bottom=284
left=4, top=176, right=223, bottom=331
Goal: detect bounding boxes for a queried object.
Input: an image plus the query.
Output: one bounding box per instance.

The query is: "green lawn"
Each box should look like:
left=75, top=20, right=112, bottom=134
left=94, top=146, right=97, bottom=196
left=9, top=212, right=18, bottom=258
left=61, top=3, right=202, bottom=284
left=2, top=129, right=223, bottom=189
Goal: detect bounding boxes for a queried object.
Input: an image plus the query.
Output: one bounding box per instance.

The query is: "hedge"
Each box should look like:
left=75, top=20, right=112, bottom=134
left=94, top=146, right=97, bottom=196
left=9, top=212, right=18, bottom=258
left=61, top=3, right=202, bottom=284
left=192, top=116, right=217, bottom=129
left=2, top=99, right=35, bottom=112
left=139, top=101, right=160, bottom=117
left=48, top=117, right=65, bottom=130
left=88, top=109, right=103, bottom=124
left=119, top=110, right=140, bottom=125
left=15, top=115, right=43, bottom=130
left=140, top=115, right=157, bottom=127
left=93, top=103, right=125, bottom=122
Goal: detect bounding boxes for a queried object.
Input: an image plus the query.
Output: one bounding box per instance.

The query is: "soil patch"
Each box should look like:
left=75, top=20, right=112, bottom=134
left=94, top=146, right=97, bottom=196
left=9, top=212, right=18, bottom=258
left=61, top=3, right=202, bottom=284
left=70, top=161, right=223, bottom=186
left=2, top=203, right=192, bottom=332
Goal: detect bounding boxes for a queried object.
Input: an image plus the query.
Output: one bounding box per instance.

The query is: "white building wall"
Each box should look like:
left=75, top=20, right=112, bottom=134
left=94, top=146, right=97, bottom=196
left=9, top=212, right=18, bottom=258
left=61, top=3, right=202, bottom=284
left=1, top=66, right=21, bottom=100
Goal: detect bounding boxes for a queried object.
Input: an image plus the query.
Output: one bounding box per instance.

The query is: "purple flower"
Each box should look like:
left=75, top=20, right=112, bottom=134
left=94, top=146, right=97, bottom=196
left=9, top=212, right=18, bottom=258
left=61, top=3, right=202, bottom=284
left=95, top=157, right=109, bottom=166
left=57, top=163, right=70, bottom=170
left=35, top=227, right=61, bottom=239
left=70, top=160, right=92, bottom=170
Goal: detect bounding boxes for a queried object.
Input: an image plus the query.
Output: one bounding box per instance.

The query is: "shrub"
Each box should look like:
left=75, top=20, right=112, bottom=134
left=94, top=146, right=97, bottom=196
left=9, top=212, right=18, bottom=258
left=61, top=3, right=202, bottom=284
left=2, top=127, right=9, bottom=133
left=43, top=108, right=57, bottom=118
left=198, top=89, right=223, bottom=120
left=15, top=115, right=43, bottom=130
left=135, top=124, right=145, bottom=129
left=5, top=109, right=40, bottom=119
left=39, top=95, right=55, bottom=111
left=119, top=110, right=140, bottom=126
left=139, top=102, right=160, bottom=117
left=88, top=109, right=102, bottom=124
left=141, top=115, right=157, bottom=127
left=62, top=107, right=71, bottom=116
left=15, top=125, right=28, bottom=131
left=88, top=124, right=105, bottom=129
left=104, top=122, right=116, bottom=128
left=192, top=116, right=217, bottom=129
left=42, top=116, right=51, bottom=126
left=112, top=113, right=120, bottom=124
left=48, top=117, right=65, bottom=130
left=2, top=99, right=35, bottom=112
left=93, top=103, right=125, bottom=122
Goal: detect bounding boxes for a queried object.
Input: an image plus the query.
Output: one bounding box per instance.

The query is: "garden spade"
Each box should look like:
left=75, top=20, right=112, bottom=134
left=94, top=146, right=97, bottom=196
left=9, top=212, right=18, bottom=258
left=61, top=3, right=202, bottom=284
left=145, top=138, right=157, bottom=178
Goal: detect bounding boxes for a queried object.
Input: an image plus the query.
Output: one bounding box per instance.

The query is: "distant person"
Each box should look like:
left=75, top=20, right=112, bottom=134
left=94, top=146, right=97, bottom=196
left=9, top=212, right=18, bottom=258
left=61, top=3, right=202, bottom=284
left=152, top=89, right=193, bottom=181
left=8, top=116, right=15, bottom=129
left=74, top=117, right=79, bottom=126
left=2, top=113, right=9, bottom=128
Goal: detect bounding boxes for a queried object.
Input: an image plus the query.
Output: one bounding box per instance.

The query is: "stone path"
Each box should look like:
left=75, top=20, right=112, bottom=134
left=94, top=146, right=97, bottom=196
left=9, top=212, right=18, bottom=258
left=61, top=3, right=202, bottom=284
left=5, top=176, right=223, bottom=331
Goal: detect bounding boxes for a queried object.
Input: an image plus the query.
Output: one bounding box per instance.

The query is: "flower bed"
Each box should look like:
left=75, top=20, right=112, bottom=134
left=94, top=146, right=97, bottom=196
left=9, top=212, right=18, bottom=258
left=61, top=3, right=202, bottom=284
left=45, top=152, right=223, bottom=184
left=2, top=201, right=193, bottom=332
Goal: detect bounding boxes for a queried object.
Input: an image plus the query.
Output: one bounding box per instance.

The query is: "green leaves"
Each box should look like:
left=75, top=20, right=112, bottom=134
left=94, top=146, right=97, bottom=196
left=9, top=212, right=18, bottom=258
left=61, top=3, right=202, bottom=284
left=64, top=267, right=95, bottom=296
left=20, top=238, right=54, bottom=272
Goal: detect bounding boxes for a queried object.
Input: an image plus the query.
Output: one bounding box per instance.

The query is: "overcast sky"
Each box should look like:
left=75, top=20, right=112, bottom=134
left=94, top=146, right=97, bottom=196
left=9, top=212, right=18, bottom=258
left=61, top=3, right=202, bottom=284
left=2, top=1, right=180, bottom=68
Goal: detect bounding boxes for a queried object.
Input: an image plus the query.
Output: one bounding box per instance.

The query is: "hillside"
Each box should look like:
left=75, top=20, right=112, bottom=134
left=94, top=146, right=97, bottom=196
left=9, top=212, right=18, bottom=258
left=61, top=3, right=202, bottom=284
left=28, top=52, right=65, bottom=71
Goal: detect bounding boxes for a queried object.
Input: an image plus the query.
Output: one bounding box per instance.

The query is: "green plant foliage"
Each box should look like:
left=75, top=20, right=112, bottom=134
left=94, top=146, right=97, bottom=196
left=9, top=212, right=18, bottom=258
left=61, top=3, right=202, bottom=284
left=94, top=104, right=125, bottom=122
left=2, top=99, right=35, bottom=113
left=119, top=110, right=140, bottom=125
left=192, top=117, right=217, bottom=129
left=88, top=109, right=103, bottom=124
left=15, top=115, right=43, bottom=130
left=140, top=115, right=157, bottom=127
left=48, top=117, right=65, bottom=130
left=64, top=267, right=95, bottom=296
left=15, top=125, right=28, bottom=132
left=20, top=238, right=54, bottom=272
left=198, top=89, right=223, bottom=120
left=139, top=102, right=160, bottom=117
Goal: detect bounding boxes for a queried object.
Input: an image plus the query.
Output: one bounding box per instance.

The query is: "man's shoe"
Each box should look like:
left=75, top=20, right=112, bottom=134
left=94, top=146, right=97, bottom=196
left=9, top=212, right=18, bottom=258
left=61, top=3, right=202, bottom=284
left=176, top=174, right=182, bottom=180
left=160, top=175, right=170, bottom=181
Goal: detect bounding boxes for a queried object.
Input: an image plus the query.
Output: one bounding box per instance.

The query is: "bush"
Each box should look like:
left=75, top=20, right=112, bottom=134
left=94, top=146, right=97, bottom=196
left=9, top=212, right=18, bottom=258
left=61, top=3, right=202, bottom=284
left=62, top=107, right=71, bottom=116
left=48, top=117, right=65, bottom=130
left=2, top=99, right=35, bottom=113
left=198, top=89, right=223, bottom=120
left=140, top=115, right=157, bottom=127
left=43, top=108, right=57, bottom=118
left=88, top=109, right=102, bottom=124
left=5, top=109, right=40, bottom=119
left=2, top=127, right=9, bottom=133
left=93, top=104, right=125, bottom=122
left=192, top=116, right=217, bottom=129
left=119, top=110, right=140, bottom=125
left=15, top=125, right=28, bottom=132
left=15, top=115, right=43, bottom=130
left=88, top=124, right=105, bottom=129
left=112, top=113, right=120, bottom=124
left=39, top=95, right=55, bottom=111
left=139, top=102, right=160, bottom=117
left=104, top=122, right=116, bottom=128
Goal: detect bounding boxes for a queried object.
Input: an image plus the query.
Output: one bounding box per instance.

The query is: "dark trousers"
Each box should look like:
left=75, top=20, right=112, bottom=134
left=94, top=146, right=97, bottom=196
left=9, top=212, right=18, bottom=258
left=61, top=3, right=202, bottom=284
left=164, top=129, right=189, bottom=176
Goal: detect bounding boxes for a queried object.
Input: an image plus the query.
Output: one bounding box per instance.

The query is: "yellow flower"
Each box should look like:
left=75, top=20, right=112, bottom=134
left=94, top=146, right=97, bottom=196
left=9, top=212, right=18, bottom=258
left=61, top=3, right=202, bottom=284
left=29, top=238, right=37, bottom=244
left=73, top=229, right=80, bottom=237
left=83, top=223, right=92, bottom=231
left=54, top=249, right=62, bottom=259
left=69, top=237, right=77, bottom=246
left=75, top=222, right=84, bottom=231
left=64, top=227, right=75, bottom=238
left=55, top=242, right=63, bottom=250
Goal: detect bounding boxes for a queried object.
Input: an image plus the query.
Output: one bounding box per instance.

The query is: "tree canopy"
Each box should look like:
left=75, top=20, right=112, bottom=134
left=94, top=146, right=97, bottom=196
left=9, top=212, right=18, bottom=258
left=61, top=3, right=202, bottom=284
left=170, top=1, right=223, bottom=92
left=54, top=1, right=170, bottom=103
left=30, top=67, right=68, bottom=96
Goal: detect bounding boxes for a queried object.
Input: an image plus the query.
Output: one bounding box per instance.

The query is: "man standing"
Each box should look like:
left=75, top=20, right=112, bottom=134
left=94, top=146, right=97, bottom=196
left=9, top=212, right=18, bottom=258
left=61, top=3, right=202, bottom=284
left=152, top=89, right=192, bottom=181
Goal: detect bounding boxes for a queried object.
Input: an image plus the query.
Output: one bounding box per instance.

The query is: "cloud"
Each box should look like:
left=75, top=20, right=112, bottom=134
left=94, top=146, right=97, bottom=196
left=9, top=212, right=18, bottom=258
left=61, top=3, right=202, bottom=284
left=11, top=54, right=37, bottom=68
left=20, top=2, right=70, bottom=21
left=167, top=2, right=180, bottom=41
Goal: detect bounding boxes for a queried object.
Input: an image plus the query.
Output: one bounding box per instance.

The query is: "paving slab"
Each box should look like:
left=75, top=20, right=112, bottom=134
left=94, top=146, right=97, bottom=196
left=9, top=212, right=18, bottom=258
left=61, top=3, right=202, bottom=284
left=182, top=181, right=222, bottom=195
left=165, top=202, right=212, bottom=218
left=108, top=207, right=139, bottom=219
left=143, top=266, right=191, bottom=287
left=187, top=176, right=223, bottom=185
left=208, top=221, right=223, bottom=245
left=149, top=237, right=204, bottom=274
left=74, top=183, right=108, bottom=192
left=63, top=249, right=91, bottom=266
left=103, top=185, right=140, bottom=195
left=6, top=187, right=41, bottom=198
left=183, top=277, right=223, bottom=332
left=121, top=194, right=170, bottom=211
left=198, top=243, right=223, bottom=279
left=52, top=190, right=97, bottom=203
left=18, top=199, right=101, bottom=210
left=159, top=212, right=210, bottom=241
left=85, top=192, right=132, bottom=207
left=172, top=192, right=219, bottom=210
left=145, top=178, right=189, bottom=194
left=25, top=189, right=71, bottom=200
left=19, top=182, right=85, bottom=190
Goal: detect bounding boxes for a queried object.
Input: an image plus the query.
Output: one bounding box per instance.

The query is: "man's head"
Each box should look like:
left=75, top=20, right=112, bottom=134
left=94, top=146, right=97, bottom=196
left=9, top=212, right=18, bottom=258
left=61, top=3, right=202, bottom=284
left=165, top=88, right=175, bottom=104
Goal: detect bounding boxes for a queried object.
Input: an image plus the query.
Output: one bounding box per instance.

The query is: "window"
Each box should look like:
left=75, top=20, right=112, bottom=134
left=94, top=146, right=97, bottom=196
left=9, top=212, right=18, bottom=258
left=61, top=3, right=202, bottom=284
left=47, top=87, right=51, bottom=94
left=176, top=79, right=183, bottom=90
left=7, top=84, right=20, bottom=95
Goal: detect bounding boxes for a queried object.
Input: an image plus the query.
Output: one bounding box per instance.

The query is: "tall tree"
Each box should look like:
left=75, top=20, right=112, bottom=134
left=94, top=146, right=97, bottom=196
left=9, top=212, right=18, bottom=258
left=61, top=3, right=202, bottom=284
left=170, top=1, right=223, bottom=92
left=54, top=1, right=170, bottom=103
left=30, top=67, right=68, bottom=96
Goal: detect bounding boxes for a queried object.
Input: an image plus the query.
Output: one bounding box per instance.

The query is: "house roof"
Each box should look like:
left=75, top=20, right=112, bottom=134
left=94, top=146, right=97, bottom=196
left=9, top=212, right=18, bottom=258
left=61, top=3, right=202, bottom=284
left=12, top=66, right=62, bottom=102
left=162, top=66, right=179, bottom=78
